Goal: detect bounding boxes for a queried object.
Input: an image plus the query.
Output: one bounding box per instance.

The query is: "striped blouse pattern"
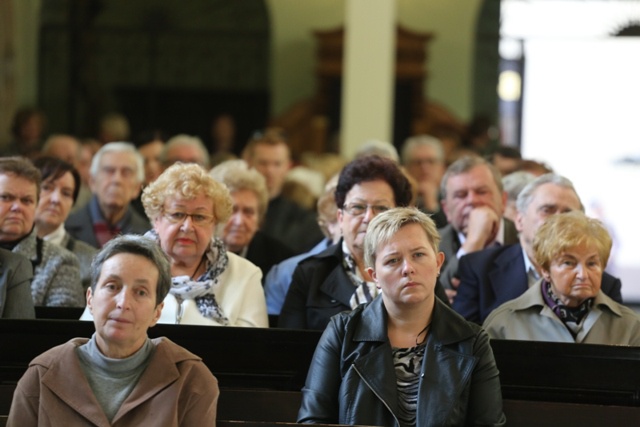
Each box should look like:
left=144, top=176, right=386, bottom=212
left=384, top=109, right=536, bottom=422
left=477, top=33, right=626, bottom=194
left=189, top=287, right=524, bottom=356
left=392, top=343, right=426, bottom=426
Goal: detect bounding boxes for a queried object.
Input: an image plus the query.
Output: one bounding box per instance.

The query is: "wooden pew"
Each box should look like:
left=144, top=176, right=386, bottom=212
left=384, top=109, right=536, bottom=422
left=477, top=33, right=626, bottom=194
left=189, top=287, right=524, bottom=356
left=216, top=423, right=371, bottom=427
left=491, top=339, right=640, bottom=406
left=502, top=400, right=640, bottom=427
left=0, top=414, right=369, bottom=427
left=218, top=389, right=300, bottom=422
left=3, top=319, right=640, bottom=425
left=0, top=319, right=321, bottom=391
left=3, top=385, right=640, bottom=426
left=34, top=306, right=84, bottom=320
left=218, top=390, right=640, bottom=426
left=5, top=319, right=640, bottom=406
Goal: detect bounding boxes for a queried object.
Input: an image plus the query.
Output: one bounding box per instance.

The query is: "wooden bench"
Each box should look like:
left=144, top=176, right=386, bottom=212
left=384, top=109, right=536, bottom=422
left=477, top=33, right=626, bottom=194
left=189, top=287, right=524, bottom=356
left=3, top=385, right=640, bottom=426
left=0, top=413, right=369, bottom=427
left=491, top=339, right=640, bottom=406
left=4, top=319, right=640, bottom=424
left=218, top=389, right=640, bottom=426
left=34, top=306, right=84, bottom=320
left=0, top=319, right=321, bottom=391
left=218, top=389, right=300, bottom=422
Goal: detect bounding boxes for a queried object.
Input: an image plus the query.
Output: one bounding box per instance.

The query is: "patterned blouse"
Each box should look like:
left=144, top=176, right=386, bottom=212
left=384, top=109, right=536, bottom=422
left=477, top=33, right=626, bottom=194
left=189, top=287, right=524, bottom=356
left=392, top=343, right=426, bottom=426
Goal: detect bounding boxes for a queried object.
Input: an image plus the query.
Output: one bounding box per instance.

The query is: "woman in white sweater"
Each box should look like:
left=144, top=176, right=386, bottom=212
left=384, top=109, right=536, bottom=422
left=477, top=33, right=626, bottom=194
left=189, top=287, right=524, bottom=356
left=141, top=162, right=267, bottom=327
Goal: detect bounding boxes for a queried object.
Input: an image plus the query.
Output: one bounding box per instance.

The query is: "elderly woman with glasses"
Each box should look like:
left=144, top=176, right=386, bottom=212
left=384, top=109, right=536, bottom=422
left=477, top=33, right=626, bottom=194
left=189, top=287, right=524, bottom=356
left=279, top=156, right=414, bottom=331
left=140, top=163, right=267, bottom=327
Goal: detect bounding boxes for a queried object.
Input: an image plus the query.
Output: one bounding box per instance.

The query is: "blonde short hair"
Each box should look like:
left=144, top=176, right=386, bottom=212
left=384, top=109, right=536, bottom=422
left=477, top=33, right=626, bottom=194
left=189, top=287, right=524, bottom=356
left=209, top=160, right=269, bottom=220
left=534, top=211, right=612, bottom=271
left=316, top=183, right=338, bottom=239
left=142, top=163, right=232, bottom=224
left=364, top=207, right=440, bottom=268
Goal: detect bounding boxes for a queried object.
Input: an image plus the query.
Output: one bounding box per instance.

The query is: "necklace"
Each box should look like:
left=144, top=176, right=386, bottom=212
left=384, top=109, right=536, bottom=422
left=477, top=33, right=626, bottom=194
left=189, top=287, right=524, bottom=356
left=416, top=321, right=432, bottom=346
left=191, top=255, right=206, bottom=280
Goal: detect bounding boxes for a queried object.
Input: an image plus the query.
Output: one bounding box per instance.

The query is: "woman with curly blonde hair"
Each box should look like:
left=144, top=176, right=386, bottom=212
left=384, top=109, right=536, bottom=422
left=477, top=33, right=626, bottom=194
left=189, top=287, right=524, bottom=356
left=141, top=163, right=267, bottom=327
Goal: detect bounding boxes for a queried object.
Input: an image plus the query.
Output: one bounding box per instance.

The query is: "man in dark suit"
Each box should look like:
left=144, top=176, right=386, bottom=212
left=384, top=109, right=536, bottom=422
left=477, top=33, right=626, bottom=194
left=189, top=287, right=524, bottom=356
left=66, top=142, right=150, bottom=248
left=453, top=173, right=623, bottom=323
left=437, top=156, right=519, bottom=303
left=243, top=129, right=323, bottom=254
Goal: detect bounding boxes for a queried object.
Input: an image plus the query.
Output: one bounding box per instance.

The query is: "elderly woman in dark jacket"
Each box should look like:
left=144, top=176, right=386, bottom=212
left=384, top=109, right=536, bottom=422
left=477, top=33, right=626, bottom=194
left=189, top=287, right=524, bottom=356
left=279, top=155, right=449, bottom=331
left=279, top=156, right=413, bottom=331
left=298, top=207, right=505, bottom=426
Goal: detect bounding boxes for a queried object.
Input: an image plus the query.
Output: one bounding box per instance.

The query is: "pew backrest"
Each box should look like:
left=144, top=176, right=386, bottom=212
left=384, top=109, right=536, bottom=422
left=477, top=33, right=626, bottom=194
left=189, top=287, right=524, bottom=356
left=0, top=319, right=321, bottom=390
left=3, top=319, right=640, bottom=413
left=491, top=339, right=640, bottom=406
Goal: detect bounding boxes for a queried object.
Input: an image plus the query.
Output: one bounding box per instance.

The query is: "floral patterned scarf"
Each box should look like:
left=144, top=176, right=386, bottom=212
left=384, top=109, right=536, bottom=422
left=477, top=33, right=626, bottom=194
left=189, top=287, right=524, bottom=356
left=144, top=230, right=230, bottom=325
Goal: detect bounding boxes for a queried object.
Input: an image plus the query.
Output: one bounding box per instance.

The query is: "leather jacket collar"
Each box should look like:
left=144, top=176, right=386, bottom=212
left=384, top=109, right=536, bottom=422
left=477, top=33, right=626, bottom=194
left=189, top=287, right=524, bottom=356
left=353, top=295, right=477, bottom=345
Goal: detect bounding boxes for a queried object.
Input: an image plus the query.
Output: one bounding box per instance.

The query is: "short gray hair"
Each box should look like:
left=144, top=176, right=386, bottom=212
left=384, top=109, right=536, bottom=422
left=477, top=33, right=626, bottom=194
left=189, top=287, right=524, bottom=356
left=401, top=134, right=444, bottom=165
left=161, top=134, right=210, bottom=169
left=364, top=207, right=440, bottom=269
left=516, top=173, right=584, bottom=214
left=355, top=139, right=399, bottom=163
left=440, top=155, right=503, bottom=200
left=209, top=160, right=269, bottom=220
left=502, top=171, right=535, bottom=203
left=90, top=234, right=171, bottom=306
left=90, top=141, right=144, bottom=183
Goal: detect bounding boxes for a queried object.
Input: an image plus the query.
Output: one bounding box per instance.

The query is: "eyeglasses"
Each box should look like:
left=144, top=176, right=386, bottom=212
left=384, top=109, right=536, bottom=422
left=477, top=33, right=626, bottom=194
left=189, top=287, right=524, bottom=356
left=342, top=203, right=390, bottom=217
left=163, top=210, right=215, bottom=225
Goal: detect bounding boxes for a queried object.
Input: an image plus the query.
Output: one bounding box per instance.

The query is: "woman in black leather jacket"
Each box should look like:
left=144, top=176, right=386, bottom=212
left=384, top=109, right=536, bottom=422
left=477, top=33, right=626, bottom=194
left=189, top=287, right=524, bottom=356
left=298, top=208, right=505, bottom=426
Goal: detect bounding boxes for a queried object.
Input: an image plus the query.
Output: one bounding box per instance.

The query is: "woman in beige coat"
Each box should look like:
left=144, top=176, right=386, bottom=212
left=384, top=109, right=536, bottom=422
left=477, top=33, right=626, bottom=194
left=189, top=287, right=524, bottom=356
left=8, top=235, right=218, bottom=426
left=484, top=211, right=640, bottom=345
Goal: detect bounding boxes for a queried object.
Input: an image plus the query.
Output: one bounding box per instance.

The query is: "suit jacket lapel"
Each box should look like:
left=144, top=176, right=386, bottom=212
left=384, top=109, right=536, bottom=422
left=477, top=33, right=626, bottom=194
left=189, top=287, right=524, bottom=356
left=489, top=244, right=528, bottom=302
left=438, top=225, right=461, bottom=270
left=67, top=204, right=100, bottom=248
